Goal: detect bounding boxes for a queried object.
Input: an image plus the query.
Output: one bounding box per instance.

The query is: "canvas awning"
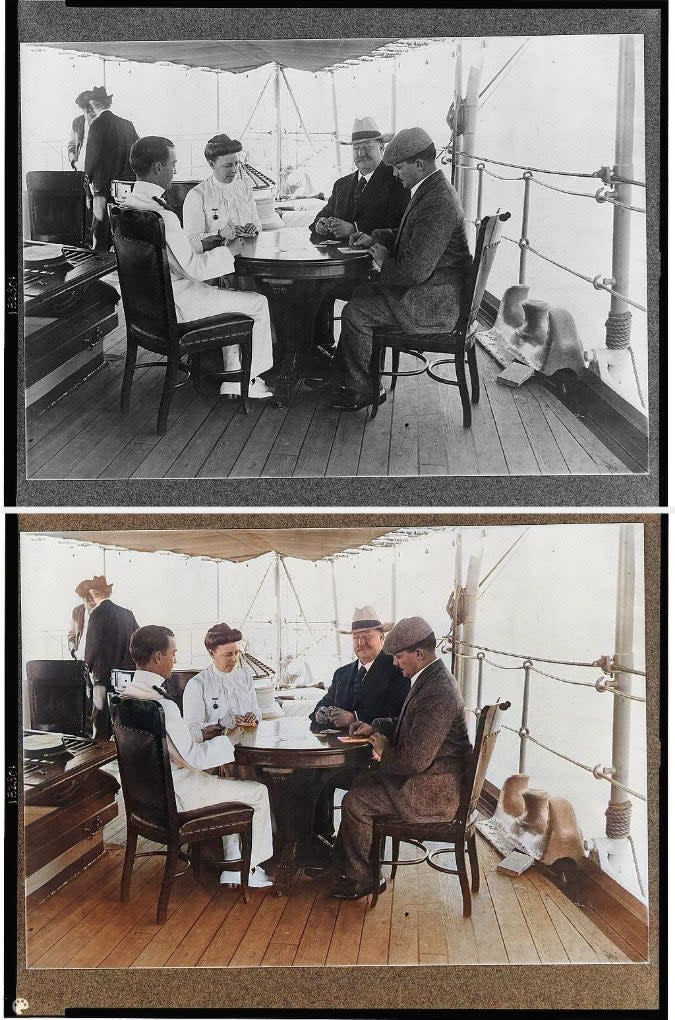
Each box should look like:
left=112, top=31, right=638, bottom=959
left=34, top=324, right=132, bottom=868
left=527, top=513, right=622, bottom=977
left=39, top=39, right=402, bottom=74
left=41, top=528, right=402, bottom=562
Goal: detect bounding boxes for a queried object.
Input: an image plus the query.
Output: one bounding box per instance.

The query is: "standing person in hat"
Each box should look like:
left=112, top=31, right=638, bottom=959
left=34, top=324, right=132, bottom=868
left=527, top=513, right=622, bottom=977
left=330, top=126, right=472, bottom=411
left=66, top=90, right=95, bottom=170
left=324, top=616, right=472, bottom=899
left=84, top=86, right=138, bottom=250
left=183, top=623, right=261, bottom=743
left=183, top=134, right=261, bottom=255
left=306, top=116, right=410, bottom=374
left=308, top=607, right=410, bottom=845
left=120, top=136, right=274, bottom=401
left=67, top=587, right=96, bottom=660
left=76, top=575, right=139, bottom=740
left=122, top=625, right=274, bottom=888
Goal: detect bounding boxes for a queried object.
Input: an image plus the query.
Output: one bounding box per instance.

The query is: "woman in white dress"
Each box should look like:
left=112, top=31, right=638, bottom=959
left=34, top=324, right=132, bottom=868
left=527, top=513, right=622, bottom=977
left=183, top=623, right=261, bottom=744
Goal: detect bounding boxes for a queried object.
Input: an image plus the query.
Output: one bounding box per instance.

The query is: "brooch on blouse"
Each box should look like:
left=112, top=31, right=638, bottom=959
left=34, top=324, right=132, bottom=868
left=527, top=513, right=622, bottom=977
left=211, top=208, right=219, bottom=221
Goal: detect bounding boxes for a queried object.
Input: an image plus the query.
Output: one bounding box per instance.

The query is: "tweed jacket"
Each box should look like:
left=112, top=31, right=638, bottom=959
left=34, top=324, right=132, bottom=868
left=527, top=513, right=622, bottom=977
left=309, top=161, right=409, bottom=239
left=84, top=109, right=139, bottom=195
left=371, top=656, right=472, bottom=820
left=309, top=650, right=410, bottom=725
left=372, top=168, right=472, bottom=331
left=83, top=599, right=139, bottom=684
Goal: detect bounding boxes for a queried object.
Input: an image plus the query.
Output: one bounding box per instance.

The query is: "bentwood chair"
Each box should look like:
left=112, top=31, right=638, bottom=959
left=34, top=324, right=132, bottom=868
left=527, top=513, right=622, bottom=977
left=26, top=171, right=91, bottom=247
left=110, top=206, right=254, bottom=434
left=26, top=659, right=91, bottom=737
left=110, top=696, right=253, bottom=923
left=369, top=700, right=510, bottom=915
left=369, top=212, right=511, bottom=428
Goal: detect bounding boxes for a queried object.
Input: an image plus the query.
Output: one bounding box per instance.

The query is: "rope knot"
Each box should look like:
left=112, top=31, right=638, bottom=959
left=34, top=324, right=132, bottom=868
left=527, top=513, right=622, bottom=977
left=605, top=309, right=633, bottom=350
left=605, top=799, right=632, bottom=838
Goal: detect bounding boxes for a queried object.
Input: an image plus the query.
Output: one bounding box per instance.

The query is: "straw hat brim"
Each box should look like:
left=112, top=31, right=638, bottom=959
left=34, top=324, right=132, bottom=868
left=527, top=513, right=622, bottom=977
left=339, top=621, right=394, bottom=635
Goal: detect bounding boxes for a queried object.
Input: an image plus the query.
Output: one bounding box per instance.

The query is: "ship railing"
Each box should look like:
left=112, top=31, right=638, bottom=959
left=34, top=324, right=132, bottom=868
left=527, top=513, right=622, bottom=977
left=450, top=149, right=647, bottom=406
left=451, top=638, right=646, bottom=805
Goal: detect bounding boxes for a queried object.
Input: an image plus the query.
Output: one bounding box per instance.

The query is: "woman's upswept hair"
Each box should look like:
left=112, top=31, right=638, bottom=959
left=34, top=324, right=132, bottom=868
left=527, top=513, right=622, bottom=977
left=204, top=133, right=243, bottom=164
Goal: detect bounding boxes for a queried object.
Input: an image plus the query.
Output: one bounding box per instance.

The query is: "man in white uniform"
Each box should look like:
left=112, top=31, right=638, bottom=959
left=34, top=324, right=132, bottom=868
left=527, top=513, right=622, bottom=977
left=120, top=135, right=273, bottom=400
left=121, top=624, right=274, bottom=887
left=183, top=623, right=261, bottom=743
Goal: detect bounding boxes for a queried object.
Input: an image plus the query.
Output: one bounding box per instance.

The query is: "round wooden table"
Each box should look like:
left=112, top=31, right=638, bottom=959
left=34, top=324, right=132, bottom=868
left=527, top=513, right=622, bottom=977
left=235, top=228, right=372, bottom=406
left=233, top=716, right=372, bottom=894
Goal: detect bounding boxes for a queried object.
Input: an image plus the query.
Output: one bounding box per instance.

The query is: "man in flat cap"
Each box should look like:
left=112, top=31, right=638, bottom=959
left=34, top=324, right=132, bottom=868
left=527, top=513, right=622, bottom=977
left=308, top=607, right=410, bottom=845
left=330, top=127, right=472, bottom=411
left=307, top=116, right=410, bottom=376
left=76, top=575, right=139, bottom=739
left=84, top=86, right=138, bottom=249
left=183, top=623, right=261, bottom=743
left=324, top=615, right=472, bottom=899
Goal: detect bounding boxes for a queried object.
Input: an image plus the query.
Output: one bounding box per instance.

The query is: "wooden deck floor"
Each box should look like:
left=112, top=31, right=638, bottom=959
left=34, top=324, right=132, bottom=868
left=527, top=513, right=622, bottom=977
left=26, top=793, right=631, bottom=969
left=26, top=317, right=638, bottom=479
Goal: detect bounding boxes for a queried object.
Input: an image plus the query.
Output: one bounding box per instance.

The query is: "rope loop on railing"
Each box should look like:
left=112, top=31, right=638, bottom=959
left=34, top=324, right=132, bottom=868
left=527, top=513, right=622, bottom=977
left=456, top=639, right=646, bottom=675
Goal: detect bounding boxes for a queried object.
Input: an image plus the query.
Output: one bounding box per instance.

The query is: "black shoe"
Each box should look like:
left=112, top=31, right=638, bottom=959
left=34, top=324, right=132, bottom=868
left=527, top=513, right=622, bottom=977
left=330, top=875, right=387, bottom=900
left=330, top=388, right=386, bottom=412
left=304, top=863, right=345, bottom=882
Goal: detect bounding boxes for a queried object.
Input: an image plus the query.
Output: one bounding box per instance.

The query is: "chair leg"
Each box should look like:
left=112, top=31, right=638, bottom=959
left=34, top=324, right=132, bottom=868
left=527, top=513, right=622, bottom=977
left=157, top=358, right=179, bottom=435
left=390, top=349, right=400, bottom=393
left=455, top=842, right=472, bottom=917
left=191, top=842, right=202, bottom=883
left=240, top=825, right=252, bottom=904
left=120, top=826, right=138, bottom=902
left=370, top=342, right=382, bottom=421
left=156, top=842, right=180, bottom=924
left=467, top=344, right=480, bottom=405
left=190, top=353, right=202, bottom=392
left=455, top=348, right=472, bottom=428
left=390, top=837, right=400, bottom=882
left=239, top=337, right=252, bottom=415
left=120, top=339, right=138, bottom=414
left=467, top=832, right=480, bottom=893
left=369, top=831, right=382, bottom=908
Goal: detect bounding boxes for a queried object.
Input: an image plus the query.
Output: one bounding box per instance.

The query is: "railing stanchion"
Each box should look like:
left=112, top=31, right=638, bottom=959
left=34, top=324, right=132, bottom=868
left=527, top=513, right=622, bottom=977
left=475, top=163, right=485, bottom=236
left=518, top=659, right=532, bottom=773
left=476, top=651, right=485, bottom=716
left=519, top=171, right=532, bottom=285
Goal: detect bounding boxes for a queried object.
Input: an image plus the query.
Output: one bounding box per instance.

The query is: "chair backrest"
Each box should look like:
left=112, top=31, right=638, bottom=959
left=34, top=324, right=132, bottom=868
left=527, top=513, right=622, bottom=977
left=109, top=206, right=178, bottom=355
left=460, top=212, right=511, bottom=336
left=111, top=180, right=198, bottom=225
left=110, top=696, right=179, bottom=832
left=26, top=171, right=90, bottom=246
left=462, top=700, right=511, bottom=821
left=164, top=669, right=200, bottom=715
left=26, top=659, right=90, bottom=736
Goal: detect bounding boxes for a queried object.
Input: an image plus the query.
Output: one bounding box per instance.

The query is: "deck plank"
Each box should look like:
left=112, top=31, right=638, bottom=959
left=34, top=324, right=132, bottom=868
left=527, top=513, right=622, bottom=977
left=262, top=389, right=319, bottom=477
left=532, top=383, right=630, bottom=473
left=511, top=388, right=570, bottom=474
left=292, top=888, right=341, bottom=966
left=162, top=399, right=240, bottom=478
left=387, top=847, right=421, bottom=965
left=293, top=403, right=341, bottom=477
left=260, top=879, right=318, bottom=965
left=482, top=375, right=541, bottom=475
left=513, top=874, right=570, bottom=963
left=483, top=866, right=541, bottom=963
left=128, top=391, right=220, bottom=479
left=227, top=890, right=289, bottom=966
left=325, top=897, right=368, bottom=966
left=26, top=845, right=123, bottom=940
left=387, top=368, right=420, bottom=477
left=526, top=869, right=628, bottom=962
left=196, top=400, right=267, bottom=477
left=357, top=388, right=394, bottom=476
left=536, top=398, right=602, bottom=473
left=195, top=890, right=268, bottom=967
left=325, top=409, right=367, bottom=477
left=229, top=401, right=294, bottom=478
left=163, top=887, right=241, bottom=967
left=435, top=376, right=481, bottom=476
left=357, top=882, right=393, bottom=965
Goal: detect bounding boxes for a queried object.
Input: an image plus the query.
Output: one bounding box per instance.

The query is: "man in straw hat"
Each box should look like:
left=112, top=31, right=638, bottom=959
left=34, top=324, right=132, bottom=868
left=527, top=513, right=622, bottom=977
left=84, top=85, right=138, bottom=249
left=329, top=126, right=472, bottom=411
left=75, top=574, right=138, bottom=740
left=308, top=607, right=409, bottom=846
left=323, top=616, right=471, bottom=899
left=307, top=116, right=410, bottom=369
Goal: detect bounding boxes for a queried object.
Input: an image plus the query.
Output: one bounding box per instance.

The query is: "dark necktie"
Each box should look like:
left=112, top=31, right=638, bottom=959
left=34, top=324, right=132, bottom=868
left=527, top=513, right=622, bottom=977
left=152, top=194, right=170, bottom=210
left=152, top=684, right=167, bottom=697
left=354, top=175, right=367, bottom=202
left=354, top=664, right=367, bottom=689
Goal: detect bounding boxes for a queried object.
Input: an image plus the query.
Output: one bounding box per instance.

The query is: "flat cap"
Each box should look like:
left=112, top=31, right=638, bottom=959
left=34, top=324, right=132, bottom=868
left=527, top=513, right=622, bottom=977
left=383, top=127, right=435, bottom=166
left=383, top=616, right=435, bottom=656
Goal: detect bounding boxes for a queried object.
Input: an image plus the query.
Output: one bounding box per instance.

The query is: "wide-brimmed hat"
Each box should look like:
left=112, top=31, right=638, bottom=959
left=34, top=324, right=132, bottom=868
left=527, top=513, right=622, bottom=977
left=383, top=616, right=435, bottom=655
left=339, top=606, right=393, bottom=635
left=383, top=126, right=436, bottom=166
left=75, top=575, right=113, bottom=598
left=89, top=86, right=113, bottom=104
left=340, top=116, right=385, bottom=146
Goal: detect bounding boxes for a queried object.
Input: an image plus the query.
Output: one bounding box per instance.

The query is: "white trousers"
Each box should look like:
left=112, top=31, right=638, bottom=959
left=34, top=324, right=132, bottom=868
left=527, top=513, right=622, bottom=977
left=171, top=768, right=273, bottom=868
left=172, top=279, right=273, bottom=380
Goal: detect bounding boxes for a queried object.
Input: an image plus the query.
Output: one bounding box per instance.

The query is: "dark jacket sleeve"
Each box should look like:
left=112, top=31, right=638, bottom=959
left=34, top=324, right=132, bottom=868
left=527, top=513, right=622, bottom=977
left=371, top=716, right=396, bottom=738
left=377, top=190, right=462, bottom=289
left=309, top=183, right=339, bottom=235
left=379, top=681, right=459, bottom=776
left=309, top=668, right=340, bottom=722
left=84, top=119, right=104, bottom=190
left=384, top=669, right=411, bottom=718
left=385, top=179, right=411, bottom=231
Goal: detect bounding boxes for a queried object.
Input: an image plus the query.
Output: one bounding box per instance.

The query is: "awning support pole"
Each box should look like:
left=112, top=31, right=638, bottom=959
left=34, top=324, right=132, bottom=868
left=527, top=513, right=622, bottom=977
left=273, top=63, right=283, bottom=197
left=216, top=71, right=220, bottom=131
left=331, top=561, right=342, bottom=660
left=274, top=551, right=282, bottom=681
left=460, top=42, right=485, bottom=248
left=461, top=549, right=484, bottom=714
left=280, top=67, right=316, bottom=153
left=330, top=70, right=342, bottom=172
left=280, top=557, right=313, bottom=633
left=452, top=41, right=464, bottom=200
left=390, top=57, right=398, bottom=134
left=391, top=548, right=398, bottom=622
left=606, top=523, right=635, bottom=838
left=605, top=34, right=636, bottom=350
left=452, top=533, right=464, bottom=690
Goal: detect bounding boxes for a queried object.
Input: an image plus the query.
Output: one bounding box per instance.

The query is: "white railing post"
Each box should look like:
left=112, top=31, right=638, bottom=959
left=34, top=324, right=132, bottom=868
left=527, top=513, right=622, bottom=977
left=519, top=171, right=532, bottom=285
left=461, top=550, right=483, bottom=713
left=518, top=660, right=532, bottom=773
left=607, top=523, right=635, bottom=837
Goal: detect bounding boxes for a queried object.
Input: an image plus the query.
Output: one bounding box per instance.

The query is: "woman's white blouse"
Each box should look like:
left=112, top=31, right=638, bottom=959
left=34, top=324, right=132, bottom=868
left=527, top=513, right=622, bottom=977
left=182, top=662, right=262, bottom=741
left=182, top=173, right=262, bottom=253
